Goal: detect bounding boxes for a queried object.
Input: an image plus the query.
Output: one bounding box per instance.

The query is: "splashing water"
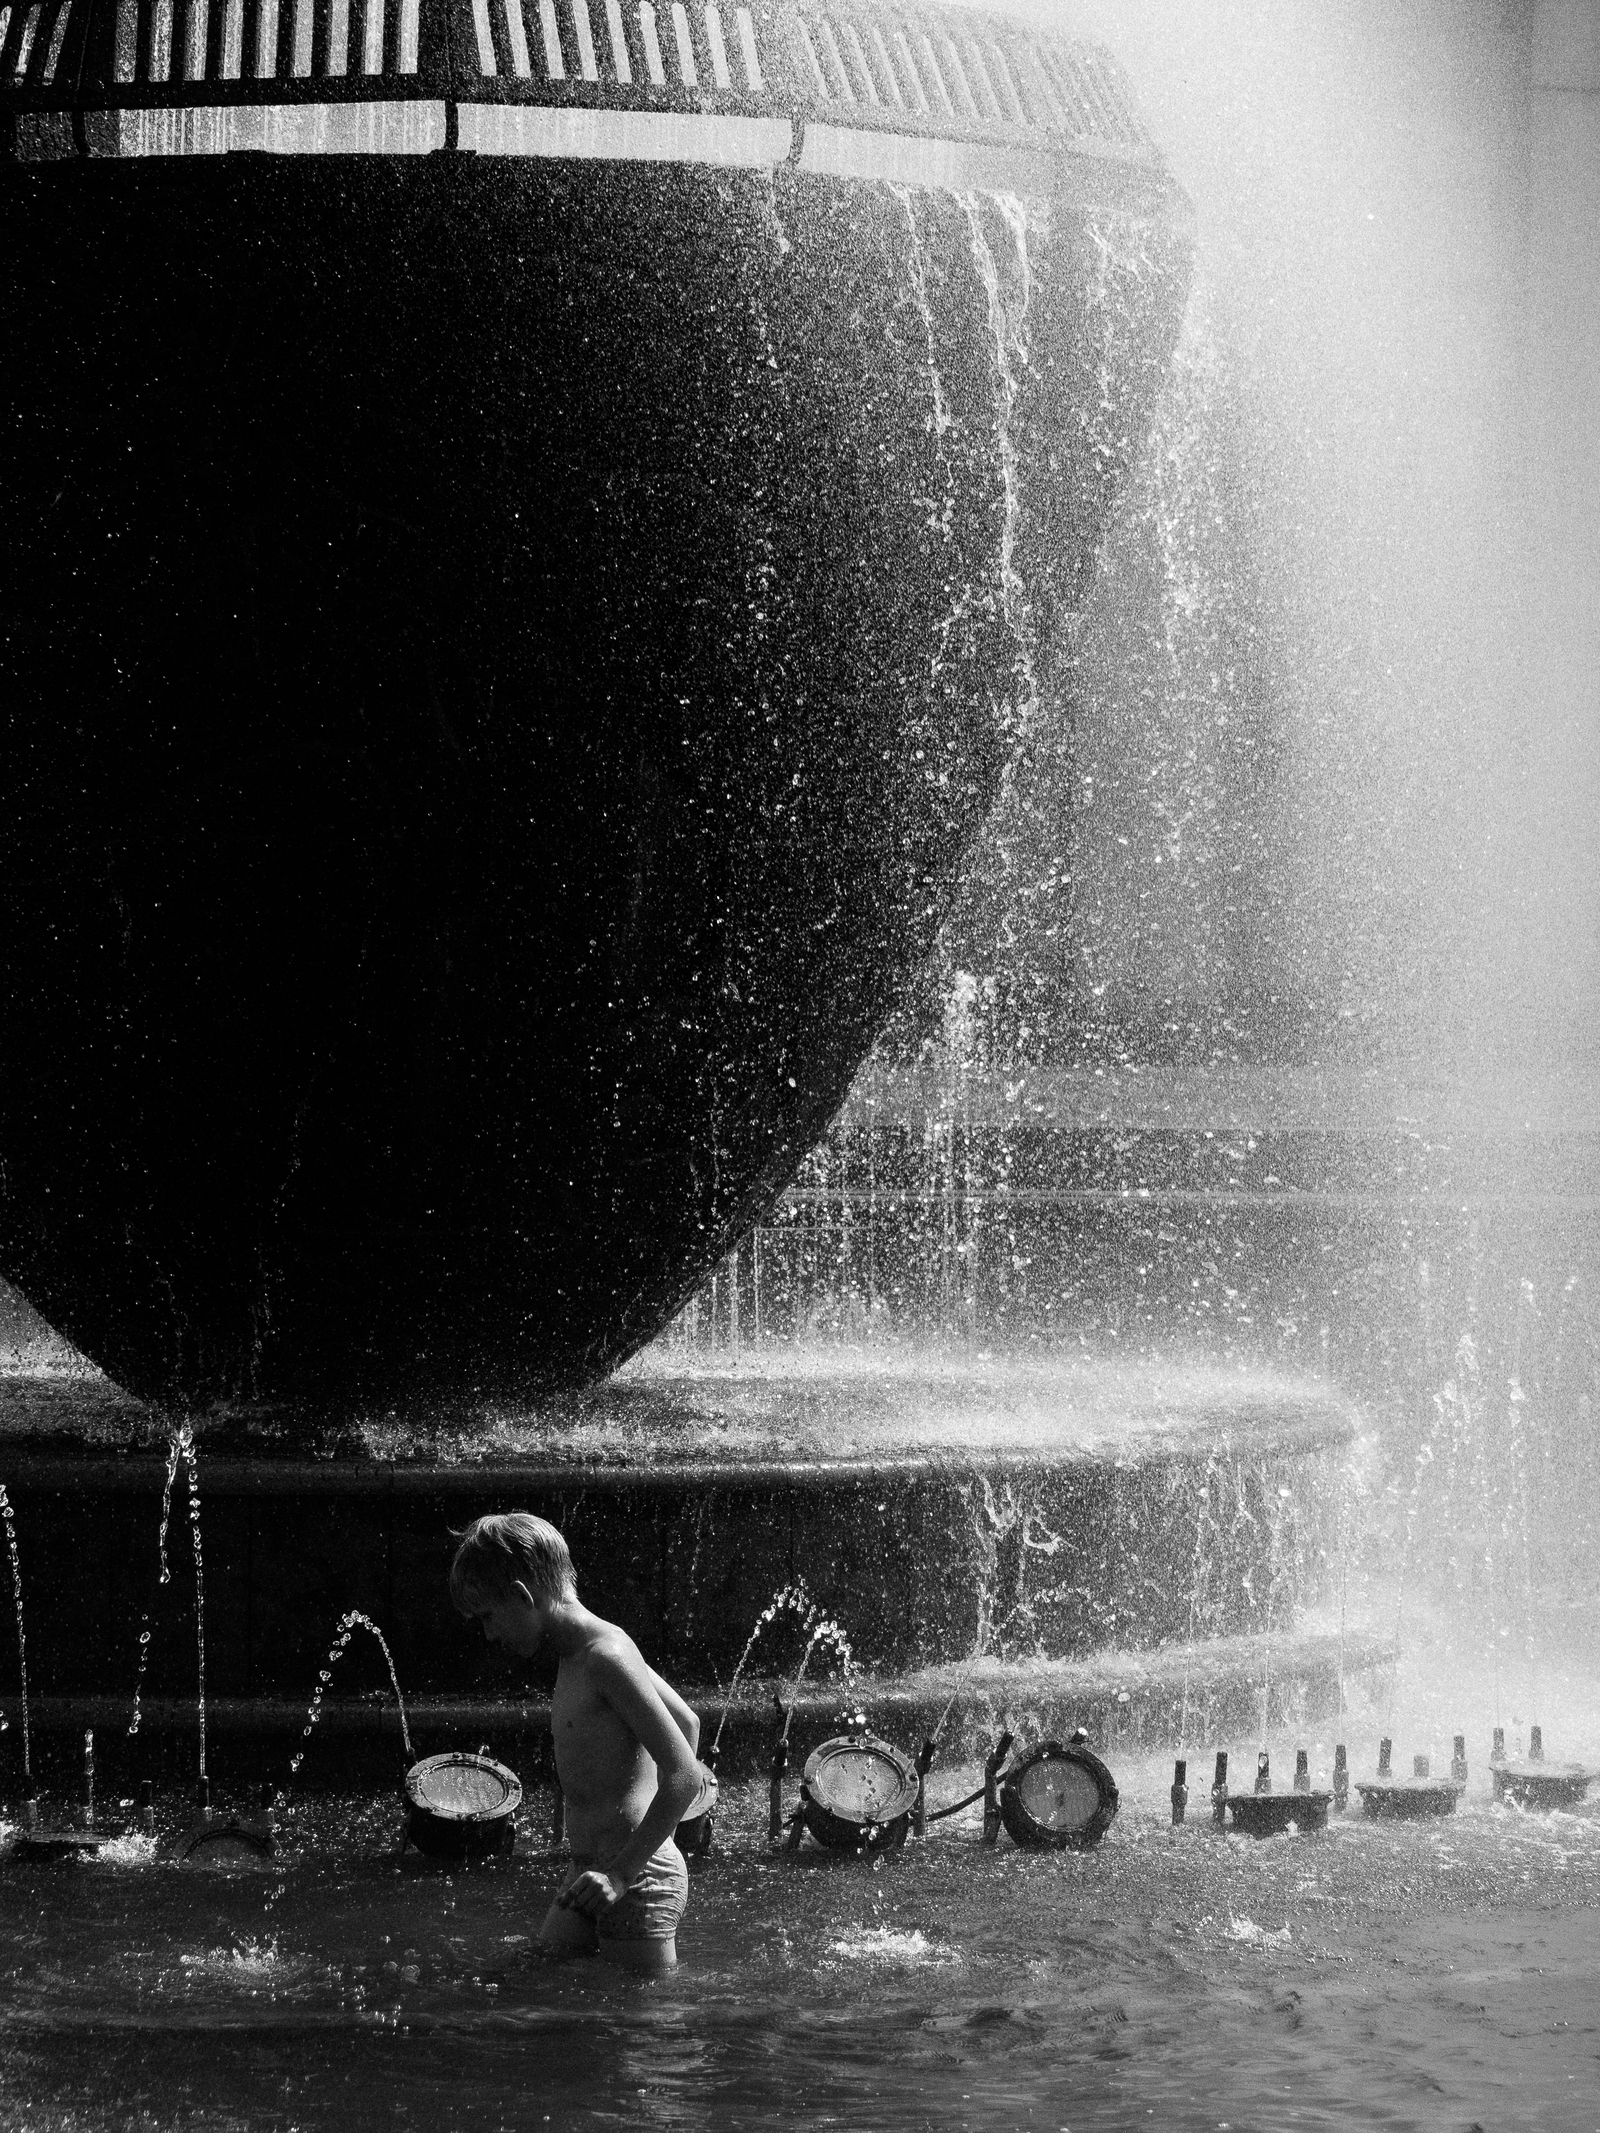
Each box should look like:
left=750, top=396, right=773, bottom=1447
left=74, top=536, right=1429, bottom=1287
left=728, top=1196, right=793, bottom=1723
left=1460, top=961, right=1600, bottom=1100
left=0, top=1484, right=31, bottom=1786
left=290, top=1611, right=414, bottom=1778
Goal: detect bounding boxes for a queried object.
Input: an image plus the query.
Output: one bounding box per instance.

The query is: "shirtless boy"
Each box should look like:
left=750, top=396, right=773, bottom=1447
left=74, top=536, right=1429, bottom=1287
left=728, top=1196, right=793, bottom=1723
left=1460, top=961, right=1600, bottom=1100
left=449, top=1511, right=708, bottom=1972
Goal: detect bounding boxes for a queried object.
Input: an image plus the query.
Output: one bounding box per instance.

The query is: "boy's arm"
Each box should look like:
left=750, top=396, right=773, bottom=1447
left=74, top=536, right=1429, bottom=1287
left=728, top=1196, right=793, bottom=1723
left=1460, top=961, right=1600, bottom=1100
left=647, top=1666, right=701, bottom=1756
left=573, top=1643, right=703, bottom=1903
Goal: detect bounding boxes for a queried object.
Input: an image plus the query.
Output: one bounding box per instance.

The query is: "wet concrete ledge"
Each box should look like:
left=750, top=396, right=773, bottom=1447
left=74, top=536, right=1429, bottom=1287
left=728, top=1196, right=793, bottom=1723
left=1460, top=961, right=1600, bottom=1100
left=0, top=1403, right=1353, bottom=1495
left=0, top=1630, right=1385, bottom=1794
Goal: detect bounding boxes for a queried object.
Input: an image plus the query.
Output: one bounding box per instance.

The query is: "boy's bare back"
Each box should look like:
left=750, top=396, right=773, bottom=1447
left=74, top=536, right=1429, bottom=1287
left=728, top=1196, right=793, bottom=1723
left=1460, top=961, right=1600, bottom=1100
left=447, top=1511, right=705, bottom=1970
left=552, top=1621, right=702, bottom=1859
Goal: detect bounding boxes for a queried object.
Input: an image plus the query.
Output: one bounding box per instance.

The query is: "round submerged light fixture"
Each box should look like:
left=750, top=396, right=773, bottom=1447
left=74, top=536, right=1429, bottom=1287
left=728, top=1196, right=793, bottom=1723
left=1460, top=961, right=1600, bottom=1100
left=403, top=1751, right=522, bottom=1861
left=799, top=1734, right=920, bottom=1852
left=998, top=1740, right=1120, bottom=1851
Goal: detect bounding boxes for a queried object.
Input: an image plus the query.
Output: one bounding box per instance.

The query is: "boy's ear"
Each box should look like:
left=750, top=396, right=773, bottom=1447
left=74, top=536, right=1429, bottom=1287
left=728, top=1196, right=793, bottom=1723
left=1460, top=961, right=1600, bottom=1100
left=510, top=1579, right=540, bottom=1611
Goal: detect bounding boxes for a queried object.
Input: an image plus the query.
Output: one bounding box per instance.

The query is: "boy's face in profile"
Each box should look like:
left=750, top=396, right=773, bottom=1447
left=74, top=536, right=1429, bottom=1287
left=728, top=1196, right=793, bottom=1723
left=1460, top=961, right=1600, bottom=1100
left=464, top=1581, right=546, bottom=1660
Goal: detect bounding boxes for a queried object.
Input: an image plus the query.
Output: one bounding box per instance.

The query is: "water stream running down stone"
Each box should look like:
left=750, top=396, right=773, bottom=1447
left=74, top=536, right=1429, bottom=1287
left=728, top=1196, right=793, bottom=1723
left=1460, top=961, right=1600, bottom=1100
left=962, top=189, right=1036, bottom=735
left=0, top=1482, right=30, bottom=1788
left=289, top=1612, right=415, bottom=1780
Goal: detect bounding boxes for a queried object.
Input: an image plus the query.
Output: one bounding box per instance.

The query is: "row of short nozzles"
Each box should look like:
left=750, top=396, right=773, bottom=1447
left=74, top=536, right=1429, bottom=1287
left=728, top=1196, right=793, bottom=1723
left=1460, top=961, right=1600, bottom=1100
left=1169, top=1731, right=1485, bottom=1823
left=17, top=1733, right=273, bottom=1831
left=1373, top=1733, right=1472, bottom=1783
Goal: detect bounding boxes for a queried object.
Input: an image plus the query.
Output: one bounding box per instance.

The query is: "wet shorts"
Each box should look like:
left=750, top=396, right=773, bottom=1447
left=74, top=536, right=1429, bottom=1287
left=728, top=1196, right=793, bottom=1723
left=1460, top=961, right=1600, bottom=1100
left=561, top=1841, right=689, bottom=1943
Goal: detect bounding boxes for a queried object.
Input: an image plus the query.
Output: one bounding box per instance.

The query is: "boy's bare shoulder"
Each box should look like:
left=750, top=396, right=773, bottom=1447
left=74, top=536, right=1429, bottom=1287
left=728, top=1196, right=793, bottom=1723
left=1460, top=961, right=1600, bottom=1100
left=580, top=1620, right=652, bottom=1682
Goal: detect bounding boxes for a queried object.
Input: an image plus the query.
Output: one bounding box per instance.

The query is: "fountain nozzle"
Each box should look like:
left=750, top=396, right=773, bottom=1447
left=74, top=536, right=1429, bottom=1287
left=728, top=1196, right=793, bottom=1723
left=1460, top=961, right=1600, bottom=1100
left=1491, top=1726, right=1505, bottom=1765
left=138, top=1780, right=156, bottom=1833
left=1377, top=1738, right=1393, bottom=1780
left=1413, top=1754, right=1430, bottom=1780
left=982, top=1731, right=1014, bottom=1847
left=913, top=1738, right=937, bottom=1839
left=1211, top=1751, right=1229, bottom=1828
left=1293, top=1749, right=1310, bottom=1795
left=1254, top=1750, right=1271, bottom=1795
left=768, top=1696, right=790, bottom=1843
left=1451, top=1736, right=1468, bottom=1785
left=81, top=1729, right=95, bottom=1830
left=1333, top=1744, right=1348, bottom=1812
left=1171, top=1759, right=1188, bottom=1825
left=1530, top=1726, right=1544, bottom=1764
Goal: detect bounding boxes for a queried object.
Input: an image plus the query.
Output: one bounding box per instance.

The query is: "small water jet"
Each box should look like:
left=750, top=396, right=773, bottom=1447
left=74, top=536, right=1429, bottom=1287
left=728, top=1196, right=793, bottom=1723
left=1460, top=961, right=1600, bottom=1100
left=12, top=1727, right=117, bottom=1861
left=290, top=1609, right=416, bottom=1782
left=709, top=1584, right=820, bottom=1761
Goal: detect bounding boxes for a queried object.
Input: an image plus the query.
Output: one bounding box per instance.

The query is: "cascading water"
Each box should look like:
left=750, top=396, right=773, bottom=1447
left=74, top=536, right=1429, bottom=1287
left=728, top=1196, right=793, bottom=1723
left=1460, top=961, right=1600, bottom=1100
left=182, top=1429, right=207, bottom=1782
left=962, top=189, right=1038, bottom=735
left=127, top=1429, right=185, bottom=1741
left=1, top=1482, right=30, bottom=1790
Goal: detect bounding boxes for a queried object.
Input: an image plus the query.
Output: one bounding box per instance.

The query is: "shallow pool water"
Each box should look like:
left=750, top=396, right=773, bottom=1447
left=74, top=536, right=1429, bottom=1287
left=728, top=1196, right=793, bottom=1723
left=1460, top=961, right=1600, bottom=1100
left=2, top=1764, right=1597, bottom=2131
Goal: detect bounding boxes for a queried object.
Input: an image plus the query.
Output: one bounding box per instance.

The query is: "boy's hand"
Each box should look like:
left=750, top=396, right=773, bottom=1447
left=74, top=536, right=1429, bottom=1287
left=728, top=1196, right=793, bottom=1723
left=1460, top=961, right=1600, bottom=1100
left=558, top=1867, right=625, bottom=1919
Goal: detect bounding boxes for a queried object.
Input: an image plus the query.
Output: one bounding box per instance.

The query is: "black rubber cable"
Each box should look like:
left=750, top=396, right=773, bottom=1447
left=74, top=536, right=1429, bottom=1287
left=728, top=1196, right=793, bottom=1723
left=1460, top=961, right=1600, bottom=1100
left=923, top=1783, right=989, bottom=1823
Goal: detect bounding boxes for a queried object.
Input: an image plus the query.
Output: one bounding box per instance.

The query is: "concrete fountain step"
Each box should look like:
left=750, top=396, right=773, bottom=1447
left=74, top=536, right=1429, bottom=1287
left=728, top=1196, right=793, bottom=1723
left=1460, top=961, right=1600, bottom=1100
left=0, top=1357, right=1358, bottom=1697
left=2, top=1627, right=1385, bottom=1794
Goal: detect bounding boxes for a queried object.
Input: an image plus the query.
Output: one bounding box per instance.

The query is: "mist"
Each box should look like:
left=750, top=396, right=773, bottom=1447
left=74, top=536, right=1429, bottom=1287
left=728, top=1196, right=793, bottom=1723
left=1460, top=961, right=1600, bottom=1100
left=965, top=0, right=1600, bottom=1088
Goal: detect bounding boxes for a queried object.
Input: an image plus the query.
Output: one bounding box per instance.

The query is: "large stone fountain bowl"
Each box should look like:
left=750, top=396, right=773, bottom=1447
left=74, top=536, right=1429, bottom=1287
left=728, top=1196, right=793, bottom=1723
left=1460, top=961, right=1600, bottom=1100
left=0, top=0, right=1190, bottom=1419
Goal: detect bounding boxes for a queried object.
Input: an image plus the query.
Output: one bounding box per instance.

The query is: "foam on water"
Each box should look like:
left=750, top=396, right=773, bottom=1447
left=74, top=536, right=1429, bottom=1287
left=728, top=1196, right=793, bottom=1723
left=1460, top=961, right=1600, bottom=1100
left=823, top=1925, right=960, bottom=1969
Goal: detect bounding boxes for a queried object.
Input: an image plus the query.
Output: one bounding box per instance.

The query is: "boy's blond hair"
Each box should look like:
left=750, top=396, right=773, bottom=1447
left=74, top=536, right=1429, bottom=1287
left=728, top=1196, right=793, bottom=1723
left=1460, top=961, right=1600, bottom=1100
left=448, top=1512, right=576, bottom=1611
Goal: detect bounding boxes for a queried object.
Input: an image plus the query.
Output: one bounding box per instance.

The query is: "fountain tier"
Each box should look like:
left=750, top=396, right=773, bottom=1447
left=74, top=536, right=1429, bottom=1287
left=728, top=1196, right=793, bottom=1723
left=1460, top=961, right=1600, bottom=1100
left=0, top=1357, right=1352, bottom=1710
left=0, top=0, right=1190, bottom=1417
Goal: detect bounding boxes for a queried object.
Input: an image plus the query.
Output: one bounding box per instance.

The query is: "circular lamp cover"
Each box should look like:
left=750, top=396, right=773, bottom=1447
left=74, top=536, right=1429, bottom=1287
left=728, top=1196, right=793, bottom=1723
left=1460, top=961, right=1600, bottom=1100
left=404, top=1752, right=522, bottom=1858
left=801, top=1734, right=920, bottom=1850
left=1000, top=1741, right=1120, bottom=1850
